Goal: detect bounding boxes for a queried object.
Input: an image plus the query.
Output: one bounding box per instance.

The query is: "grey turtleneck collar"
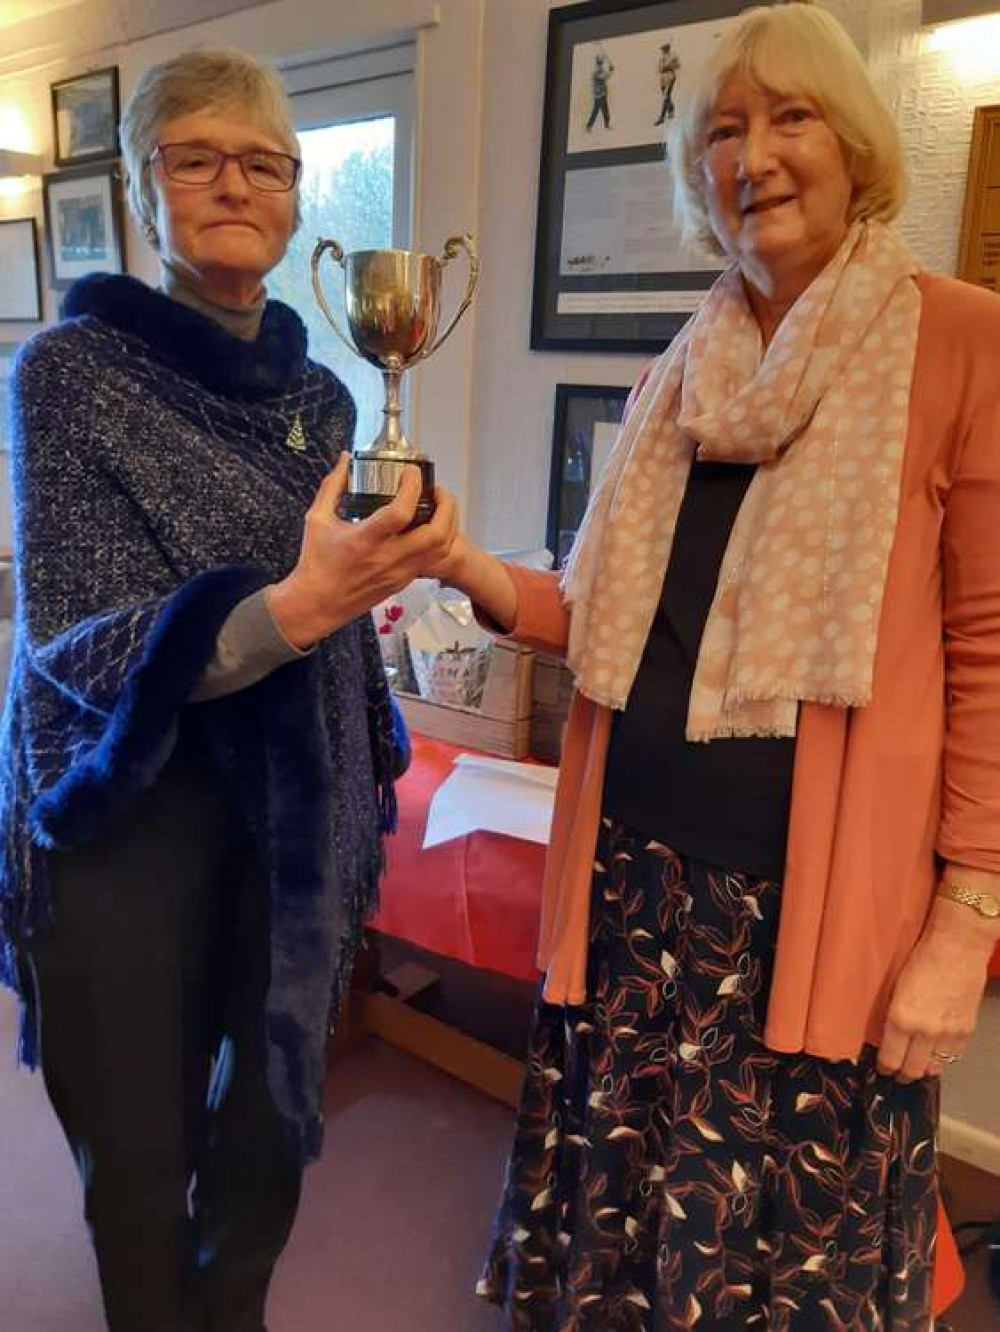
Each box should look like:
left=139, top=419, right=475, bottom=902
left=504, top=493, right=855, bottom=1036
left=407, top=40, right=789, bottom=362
left=160, top=259, right=266, bottom=342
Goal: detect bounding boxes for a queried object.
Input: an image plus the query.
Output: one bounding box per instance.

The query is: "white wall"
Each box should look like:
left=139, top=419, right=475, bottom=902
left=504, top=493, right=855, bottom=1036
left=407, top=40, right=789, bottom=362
left=0, top=0, right=997, bottom=1155
left=944, top=986, right=1000, bottom=1175
left=467, top=0, right=649, bottom=552
left=900, top=14, right=1000, bottom=273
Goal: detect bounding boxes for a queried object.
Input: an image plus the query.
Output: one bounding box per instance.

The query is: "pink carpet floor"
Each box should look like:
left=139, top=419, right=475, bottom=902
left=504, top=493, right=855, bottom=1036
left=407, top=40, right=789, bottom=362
left=1, top=989, right=995, bottom=1330
left=0, top=990, right=510, bottom=1331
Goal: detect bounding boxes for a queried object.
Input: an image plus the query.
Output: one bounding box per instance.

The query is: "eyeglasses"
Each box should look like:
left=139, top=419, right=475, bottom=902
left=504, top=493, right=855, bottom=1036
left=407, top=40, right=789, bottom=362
left=149, top=142, right=301, bottom=193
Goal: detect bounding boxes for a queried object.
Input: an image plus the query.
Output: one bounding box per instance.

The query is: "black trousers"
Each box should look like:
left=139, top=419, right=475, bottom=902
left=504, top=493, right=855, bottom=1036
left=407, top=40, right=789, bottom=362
left=654, top=82, right=676, bottom=125
left=586, top=94, right=610, bottom=129
left=20, top=738, right=304, bottom=1332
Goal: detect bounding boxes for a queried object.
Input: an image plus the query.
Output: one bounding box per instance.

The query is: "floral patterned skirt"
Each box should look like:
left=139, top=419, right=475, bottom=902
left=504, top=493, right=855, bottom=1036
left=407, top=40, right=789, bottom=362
left=479, top=817, right=938, bottom=1331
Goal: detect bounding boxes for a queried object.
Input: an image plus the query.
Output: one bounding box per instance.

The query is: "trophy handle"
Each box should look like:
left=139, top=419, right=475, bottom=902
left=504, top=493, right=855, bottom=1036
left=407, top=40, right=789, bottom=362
left=311, top=238, right=358, bottom=357
left=421, top=232, right=480, bottom=360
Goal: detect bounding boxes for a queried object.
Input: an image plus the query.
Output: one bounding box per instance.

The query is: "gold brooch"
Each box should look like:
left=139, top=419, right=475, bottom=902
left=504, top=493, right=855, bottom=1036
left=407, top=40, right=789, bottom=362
left=285, top=413, right=307, bottom=453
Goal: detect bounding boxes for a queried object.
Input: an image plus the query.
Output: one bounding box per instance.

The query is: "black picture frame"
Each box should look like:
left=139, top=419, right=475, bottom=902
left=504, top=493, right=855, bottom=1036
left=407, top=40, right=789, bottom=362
left=547, top=383, right=630, bottom=565
left=43, top=162, right=126, bottom=290
left=532, top=0, right=756, bottom=353
left=0, top=218, right=43, bottom=322
left=51, top=66, right=120, bottom=167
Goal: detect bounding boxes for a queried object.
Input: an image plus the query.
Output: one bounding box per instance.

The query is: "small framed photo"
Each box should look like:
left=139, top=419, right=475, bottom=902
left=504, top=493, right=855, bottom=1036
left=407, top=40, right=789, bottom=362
left=43, top=163, right=126, bottom=290
left=0, top=219, right=42, bottom=322
left=532, top=0, right=760, bottom=353
left=547, top=383, right=629, bottom=566
left=51, top=66, right=120, bottom=167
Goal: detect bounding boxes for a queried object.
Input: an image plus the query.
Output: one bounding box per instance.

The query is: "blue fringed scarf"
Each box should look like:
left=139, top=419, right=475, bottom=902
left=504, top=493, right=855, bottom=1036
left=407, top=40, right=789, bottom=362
left=0, top=274, right=408, bottom=1160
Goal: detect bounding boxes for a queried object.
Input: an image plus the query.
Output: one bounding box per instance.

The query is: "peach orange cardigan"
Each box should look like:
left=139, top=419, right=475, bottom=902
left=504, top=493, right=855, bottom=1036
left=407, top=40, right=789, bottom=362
left=504, top=273, right=1000, bottom=1062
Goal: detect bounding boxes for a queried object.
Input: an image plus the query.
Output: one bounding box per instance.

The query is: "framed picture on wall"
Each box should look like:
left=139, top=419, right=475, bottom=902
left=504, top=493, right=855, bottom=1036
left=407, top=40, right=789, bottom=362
left=0, top=219, right=42, bottom=322
left=43, top=163, right=126, bottom=290
left=51, top=66, right=120, bottom=167
left=547, top=383, right=629, bottom=565
left=0, top=344, right=19, bottom=452
left=531, top=0, right=760, bottom=353
left=957, top=102, right=1000, bottom=293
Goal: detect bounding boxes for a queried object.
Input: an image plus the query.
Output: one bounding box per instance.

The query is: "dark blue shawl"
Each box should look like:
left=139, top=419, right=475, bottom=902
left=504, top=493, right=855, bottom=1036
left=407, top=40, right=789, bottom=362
left=0, top=274, right=407, bottom=1160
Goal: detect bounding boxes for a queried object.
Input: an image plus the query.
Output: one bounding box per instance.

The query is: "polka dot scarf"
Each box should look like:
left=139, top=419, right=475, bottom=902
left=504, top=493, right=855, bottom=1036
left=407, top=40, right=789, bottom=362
left=562, top=222, right=921, bottom=739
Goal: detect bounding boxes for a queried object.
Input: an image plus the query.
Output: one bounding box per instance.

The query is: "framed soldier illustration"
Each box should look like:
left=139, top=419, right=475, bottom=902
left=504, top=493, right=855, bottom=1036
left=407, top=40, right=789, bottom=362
left=530, top=0, right=767, bottom=352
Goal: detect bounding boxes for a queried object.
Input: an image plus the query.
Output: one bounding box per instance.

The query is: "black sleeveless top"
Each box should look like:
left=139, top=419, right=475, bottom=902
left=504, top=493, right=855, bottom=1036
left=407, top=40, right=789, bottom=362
left=603, top=460, right=796, bottom=879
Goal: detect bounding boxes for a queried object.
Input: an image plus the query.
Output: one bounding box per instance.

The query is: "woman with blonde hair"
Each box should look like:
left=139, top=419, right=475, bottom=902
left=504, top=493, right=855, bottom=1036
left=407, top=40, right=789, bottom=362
left=0, top=45, right=454, bottom=1332
left=428, top=5, right=1000, bottom=1328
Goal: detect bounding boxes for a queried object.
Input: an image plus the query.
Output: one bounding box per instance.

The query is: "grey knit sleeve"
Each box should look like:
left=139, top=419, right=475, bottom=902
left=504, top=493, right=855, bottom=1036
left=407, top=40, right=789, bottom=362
left=189, top=588, right=311, bottom=702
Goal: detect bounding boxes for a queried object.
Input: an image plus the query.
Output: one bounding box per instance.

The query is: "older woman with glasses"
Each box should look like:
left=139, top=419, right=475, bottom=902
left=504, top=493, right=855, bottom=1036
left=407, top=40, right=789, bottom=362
left=0, top=46, right=455, bottom=1332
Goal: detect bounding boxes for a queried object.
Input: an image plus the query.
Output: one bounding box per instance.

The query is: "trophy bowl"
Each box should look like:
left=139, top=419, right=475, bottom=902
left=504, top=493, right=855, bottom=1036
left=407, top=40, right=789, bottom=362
left=341, top=250, right=441, bottom=366
left=312, top=234, right=479, bottom=526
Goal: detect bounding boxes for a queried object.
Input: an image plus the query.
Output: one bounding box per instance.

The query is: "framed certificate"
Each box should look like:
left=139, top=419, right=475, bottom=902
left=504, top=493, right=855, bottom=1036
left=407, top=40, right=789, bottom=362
left=0, top=219, right=42, bottom=321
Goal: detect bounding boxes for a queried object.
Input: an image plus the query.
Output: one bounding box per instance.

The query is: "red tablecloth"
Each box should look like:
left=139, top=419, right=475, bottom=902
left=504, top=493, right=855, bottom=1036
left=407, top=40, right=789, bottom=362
left=371, top=734, right=545, bottom=982
left=374, top=737, right=1000, bottom=986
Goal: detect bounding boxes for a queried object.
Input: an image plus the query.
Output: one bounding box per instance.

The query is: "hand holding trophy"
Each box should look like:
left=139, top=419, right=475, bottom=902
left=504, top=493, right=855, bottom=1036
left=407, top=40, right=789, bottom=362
left=311, top=234, right=479, bottom=526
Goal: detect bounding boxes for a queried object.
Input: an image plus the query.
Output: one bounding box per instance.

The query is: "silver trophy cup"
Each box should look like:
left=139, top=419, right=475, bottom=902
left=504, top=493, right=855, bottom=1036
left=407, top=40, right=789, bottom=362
left=311, top=234, right=479, bottom=525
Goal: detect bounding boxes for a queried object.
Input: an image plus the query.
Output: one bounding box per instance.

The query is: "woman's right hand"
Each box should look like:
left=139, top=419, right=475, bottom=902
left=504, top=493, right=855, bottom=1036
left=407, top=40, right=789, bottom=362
left=266, top=454, right=458, bottom=649
left=418, top=528, right=518, bottom=635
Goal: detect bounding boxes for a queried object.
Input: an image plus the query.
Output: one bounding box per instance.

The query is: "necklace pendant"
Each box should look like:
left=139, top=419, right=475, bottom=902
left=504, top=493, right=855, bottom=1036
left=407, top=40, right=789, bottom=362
left=285, top=413, right=307, bottom=453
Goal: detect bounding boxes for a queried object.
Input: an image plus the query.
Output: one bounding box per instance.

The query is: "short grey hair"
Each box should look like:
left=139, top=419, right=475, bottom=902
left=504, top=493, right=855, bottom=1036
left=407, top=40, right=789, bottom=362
left=120, top=46, right=300, bottom=238
left=670, top=3, right=907, bottom=257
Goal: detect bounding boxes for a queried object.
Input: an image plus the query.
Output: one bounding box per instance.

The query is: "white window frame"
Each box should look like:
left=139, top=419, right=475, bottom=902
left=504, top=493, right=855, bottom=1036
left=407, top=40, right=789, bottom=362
left=281, top=43, right=415, bottom=248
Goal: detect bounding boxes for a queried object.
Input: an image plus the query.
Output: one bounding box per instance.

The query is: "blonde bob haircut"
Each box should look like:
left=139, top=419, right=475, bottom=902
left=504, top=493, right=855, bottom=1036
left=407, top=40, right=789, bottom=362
left=671, top=3, right=907, bottom=257
left=120, top=46, right=301, bottom=241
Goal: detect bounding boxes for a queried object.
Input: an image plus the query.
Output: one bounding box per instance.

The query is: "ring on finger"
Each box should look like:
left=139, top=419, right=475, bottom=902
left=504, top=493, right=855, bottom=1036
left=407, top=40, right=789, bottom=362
left=932, top=1050, right=961, bottom=1064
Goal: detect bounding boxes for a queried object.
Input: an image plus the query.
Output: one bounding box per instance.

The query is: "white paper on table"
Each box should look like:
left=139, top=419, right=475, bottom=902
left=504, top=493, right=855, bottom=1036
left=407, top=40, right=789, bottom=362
left=422, top=754, right=558, bottom=850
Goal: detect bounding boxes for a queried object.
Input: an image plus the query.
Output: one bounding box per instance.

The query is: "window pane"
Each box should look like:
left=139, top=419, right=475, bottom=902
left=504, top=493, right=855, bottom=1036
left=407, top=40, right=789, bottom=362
left=269, top=117, right=395, bottom=449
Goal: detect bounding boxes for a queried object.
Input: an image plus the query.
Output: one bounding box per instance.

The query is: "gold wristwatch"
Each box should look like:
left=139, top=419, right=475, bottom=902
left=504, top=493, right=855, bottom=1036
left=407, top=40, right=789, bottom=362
left=937, top=881, right=1000, bottom=919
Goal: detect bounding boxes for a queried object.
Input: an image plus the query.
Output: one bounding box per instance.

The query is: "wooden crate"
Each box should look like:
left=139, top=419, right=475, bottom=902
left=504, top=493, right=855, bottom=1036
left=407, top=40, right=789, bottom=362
left=530, top=653, right=574, bottom=763
left=395, top=641, right=535, bottom=759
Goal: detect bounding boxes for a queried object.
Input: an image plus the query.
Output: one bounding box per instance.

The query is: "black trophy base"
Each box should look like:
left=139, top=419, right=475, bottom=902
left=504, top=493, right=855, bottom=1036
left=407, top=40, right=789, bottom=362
left=340, top=455, right=436, bottom=529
